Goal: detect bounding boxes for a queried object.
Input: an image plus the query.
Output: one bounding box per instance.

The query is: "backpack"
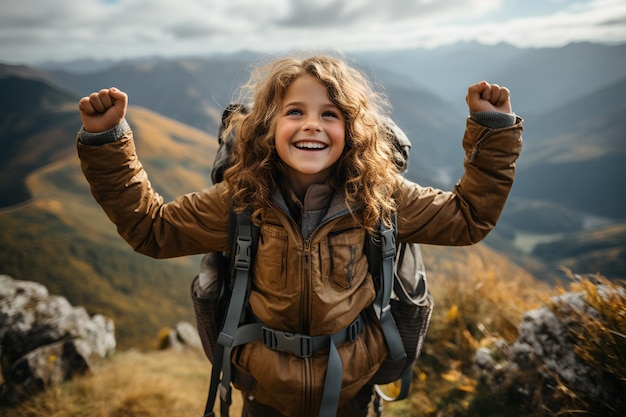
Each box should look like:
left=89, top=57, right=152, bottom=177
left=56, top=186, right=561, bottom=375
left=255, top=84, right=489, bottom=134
left=190, top=104, right=434, bottom=417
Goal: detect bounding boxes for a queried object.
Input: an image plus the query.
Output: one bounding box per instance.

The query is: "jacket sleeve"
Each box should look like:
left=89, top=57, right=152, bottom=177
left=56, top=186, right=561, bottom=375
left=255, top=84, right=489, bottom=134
left=77, top=128, right=231, bottom=258
left=396, top=116, right=523, bottom=245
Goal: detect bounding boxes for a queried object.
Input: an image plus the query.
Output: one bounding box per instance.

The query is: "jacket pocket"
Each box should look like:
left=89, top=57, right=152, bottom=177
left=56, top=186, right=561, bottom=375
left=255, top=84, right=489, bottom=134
left=235, top=341, right=307, bottom=416
left=328, top=227, right=365, bottom=290
left=254, top=223, right=288, bottom=291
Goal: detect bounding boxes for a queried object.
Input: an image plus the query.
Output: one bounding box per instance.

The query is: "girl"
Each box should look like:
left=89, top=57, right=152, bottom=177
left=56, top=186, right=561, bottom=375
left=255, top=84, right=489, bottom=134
left=77, top=54, right=522, bottom=417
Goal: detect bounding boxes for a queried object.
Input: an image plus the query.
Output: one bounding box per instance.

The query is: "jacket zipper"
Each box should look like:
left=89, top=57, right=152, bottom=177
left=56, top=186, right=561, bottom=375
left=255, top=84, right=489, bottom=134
left=469, top=146, right=480, bottom=164
left=303, top=354, right=313, bottom=416
left=469, top=129, right=493, bottom=164
left=302, top=239, right=312, bottom=333
left=273, top=203, right=355, bottom=416
left=302, top=238, right=313, bottom=417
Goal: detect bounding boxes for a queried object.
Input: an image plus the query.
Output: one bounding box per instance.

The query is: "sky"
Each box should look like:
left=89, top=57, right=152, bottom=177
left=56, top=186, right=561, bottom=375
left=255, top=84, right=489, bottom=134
left=1, top=0, right=625, bottom=65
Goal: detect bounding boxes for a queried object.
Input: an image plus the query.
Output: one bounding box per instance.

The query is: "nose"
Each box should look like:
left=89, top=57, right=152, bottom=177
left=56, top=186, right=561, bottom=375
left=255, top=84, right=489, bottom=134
left=303, top=116, right=322, bottom=132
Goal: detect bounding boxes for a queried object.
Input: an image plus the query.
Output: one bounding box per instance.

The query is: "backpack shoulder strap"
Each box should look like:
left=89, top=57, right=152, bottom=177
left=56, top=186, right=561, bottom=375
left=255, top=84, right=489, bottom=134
left=202, top=207, right=258, bottom=417
left=368, top=213, right=406, bottom=362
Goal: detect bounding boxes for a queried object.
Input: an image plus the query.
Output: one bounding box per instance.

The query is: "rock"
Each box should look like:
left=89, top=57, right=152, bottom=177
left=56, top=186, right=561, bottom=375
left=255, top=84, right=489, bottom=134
left=509, top=292, right=601, bottom=395
left=474, top=282, right=626, bottom=415
left=0, top=275, right=116, bottom=404
left=162, top=321, right=203, bottom=352
left=474, top=346, right=496, bottom=372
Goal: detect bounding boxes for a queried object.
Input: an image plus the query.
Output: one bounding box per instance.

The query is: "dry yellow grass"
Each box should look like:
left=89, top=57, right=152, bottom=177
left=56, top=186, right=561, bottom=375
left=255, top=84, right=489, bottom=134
left=3, top=349, right=242, bottom=417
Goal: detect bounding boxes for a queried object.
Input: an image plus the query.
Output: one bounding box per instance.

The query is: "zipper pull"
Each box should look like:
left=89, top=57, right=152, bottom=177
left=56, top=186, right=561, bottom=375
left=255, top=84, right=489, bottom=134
left=469, top=146, right=479, bottom=164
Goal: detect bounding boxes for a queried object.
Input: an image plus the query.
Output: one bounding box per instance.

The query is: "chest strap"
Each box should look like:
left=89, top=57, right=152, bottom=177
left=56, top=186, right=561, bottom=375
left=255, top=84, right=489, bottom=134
left=219, top=313, right=366, bottom=416
left=234, top=312, right=366, bottom=358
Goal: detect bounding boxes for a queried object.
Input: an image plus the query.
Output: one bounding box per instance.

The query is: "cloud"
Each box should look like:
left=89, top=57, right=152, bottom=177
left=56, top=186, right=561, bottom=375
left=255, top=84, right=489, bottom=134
left=484, top=0, right=626, bottom=47
left=0, top=0, right=624, bottom=64
left=273, top=0, right=500, bottom=29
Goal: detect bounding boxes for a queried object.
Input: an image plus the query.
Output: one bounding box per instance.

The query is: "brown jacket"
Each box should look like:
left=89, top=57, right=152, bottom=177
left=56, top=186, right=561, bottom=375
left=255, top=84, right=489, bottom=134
left=77, top=116, right=523, bottom=416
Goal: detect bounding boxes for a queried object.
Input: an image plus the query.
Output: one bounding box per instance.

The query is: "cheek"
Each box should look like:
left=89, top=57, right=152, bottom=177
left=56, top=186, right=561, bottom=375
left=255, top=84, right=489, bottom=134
left=274, top=137, right=288, bottom=161
left=331, top=126, right=346, bottom=148
left=274, top=126, right=291, bottom=158
left=276, top=121, right=295, bottom=141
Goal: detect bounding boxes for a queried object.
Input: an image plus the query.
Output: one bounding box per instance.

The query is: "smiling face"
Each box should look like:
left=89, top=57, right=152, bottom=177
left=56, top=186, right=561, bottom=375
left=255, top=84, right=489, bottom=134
left=274, top=75, right=346, bottom=197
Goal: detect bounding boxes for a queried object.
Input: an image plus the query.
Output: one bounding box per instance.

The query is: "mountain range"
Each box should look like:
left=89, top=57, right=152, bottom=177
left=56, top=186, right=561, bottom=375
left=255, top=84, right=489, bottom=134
left=1, top=41, right=624, bottom=347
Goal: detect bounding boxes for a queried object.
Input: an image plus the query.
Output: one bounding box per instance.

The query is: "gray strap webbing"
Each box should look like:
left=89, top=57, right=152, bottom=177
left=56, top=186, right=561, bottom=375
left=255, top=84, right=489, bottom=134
left=203, top=213, right=253, bottom=417
left=233, top=314, right=364, bottom=357
left=373, top=216, right=406, bottom=361
left=320, top=337, right=341, bottom=416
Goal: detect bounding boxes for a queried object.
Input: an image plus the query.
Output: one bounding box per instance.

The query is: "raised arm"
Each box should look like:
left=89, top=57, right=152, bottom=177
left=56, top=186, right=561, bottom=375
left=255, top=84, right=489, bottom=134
left=76, top=88, right=231, bottom=258
left=396, top=81, right=522, bottom=245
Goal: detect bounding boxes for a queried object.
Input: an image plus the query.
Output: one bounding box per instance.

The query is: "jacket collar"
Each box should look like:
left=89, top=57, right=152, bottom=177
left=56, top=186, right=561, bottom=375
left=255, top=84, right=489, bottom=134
left=272, top=183, right=355, bottom=234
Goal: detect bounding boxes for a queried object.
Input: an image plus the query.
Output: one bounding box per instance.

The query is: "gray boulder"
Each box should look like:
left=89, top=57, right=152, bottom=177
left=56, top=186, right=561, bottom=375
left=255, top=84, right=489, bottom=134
left=0, top=275, right=116, bottom=404
left=161, top=321, right=203, bottom=352
left=474, top=281, right=625, bottom=416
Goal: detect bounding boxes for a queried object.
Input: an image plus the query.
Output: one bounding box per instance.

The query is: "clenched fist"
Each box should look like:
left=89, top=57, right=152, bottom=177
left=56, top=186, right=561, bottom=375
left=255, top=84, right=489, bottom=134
left=78, top=87, right=128, bottom=133
left=466, top=81, right=512, bottom=114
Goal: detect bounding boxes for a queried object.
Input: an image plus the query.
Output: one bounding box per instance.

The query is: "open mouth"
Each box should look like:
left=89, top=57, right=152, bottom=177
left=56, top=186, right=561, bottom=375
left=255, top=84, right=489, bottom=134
left=294, top=141, right=327, bottom=150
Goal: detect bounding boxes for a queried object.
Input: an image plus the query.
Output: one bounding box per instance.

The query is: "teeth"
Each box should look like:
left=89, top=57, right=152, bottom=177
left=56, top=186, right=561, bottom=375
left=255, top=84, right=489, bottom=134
left=295, top=142, right=326, bottom=149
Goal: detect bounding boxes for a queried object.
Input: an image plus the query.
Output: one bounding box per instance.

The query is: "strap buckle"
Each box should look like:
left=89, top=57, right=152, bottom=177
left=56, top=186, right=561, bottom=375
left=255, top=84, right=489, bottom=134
left=261, top=327, right=312, bottom=358
left=380, top=227, right=396, bottom=260
left=234, top=234, right=252, bottom=270
left=347, top=315, right=363, bottom=342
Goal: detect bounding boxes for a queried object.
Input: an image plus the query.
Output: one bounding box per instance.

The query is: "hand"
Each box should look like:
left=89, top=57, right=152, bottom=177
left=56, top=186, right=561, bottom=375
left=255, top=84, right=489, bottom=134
left=78, top=87, right=128, bottom=133
left=466, top=81, right=512, bottom=114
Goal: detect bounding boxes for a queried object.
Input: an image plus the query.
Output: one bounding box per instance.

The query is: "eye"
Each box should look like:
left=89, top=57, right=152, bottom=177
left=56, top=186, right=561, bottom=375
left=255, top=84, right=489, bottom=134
left=286, top=108, right=302, bottom=116
left=322, top=110, right=340, bottom=119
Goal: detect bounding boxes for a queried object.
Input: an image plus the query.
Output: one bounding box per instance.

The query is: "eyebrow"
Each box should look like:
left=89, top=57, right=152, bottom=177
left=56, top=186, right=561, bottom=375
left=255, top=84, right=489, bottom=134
left=282, top=101, right=340, bottom=109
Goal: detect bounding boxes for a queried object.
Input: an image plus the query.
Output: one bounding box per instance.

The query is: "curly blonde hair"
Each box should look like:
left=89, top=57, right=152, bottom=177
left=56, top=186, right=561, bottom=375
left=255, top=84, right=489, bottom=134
left=223, top=53, right=400, bottom=232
